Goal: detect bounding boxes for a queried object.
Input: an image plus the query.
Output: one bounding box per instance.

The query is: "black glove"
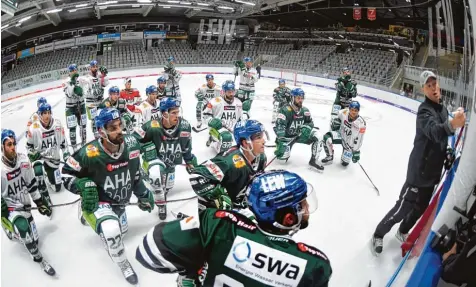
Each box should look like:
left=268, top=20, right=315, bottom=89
left=34, top=196, right=52, bottom=217
left=444, top=147, right=455, bottom=170
left=1, top=198, right=9, bottom=218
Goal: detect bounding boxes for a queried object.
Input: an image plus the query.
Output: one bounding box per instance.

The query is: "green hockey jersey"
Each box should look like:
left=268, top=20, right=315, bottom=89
left=98, top=97, right=128, bottom=114
left=334, top=77, right=357, bottom=107
left=136, top=208, right=332, bottom=287
left=133, top=118, right=193, bottom=167
left=273, top=86, right=292, bottom=104
left=62, top=135, right=147, bottom=204
left=274, top=105, right=314, bottom=138
left=189, top=146, right=266, bottom=207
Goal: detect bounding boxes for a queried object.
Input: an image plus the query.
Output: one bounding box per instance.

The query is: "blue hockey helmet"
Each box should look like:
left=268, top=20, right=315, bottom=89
left=234, top=119, right=266, bottom=146
left=206, top=74, right=214, bottom=81
left=222, top=80, right=235, bottom=92
left=109, top=86, right=120, bottom=95
left=157, top=76, right=167, bottom=84
left=291, top=88, right=305, bottom=98
left=243, top=57, right=252, bottom=63
left=37, top=97, right=47, bottom=107
left=90, top=60, right=98, bottom=67
left=38, top=103, right=52, bottom=114
left=1, top=129, right=16, bottom=145
left=167, top=56, right=175, bottom=63
left=246, top=170, right=317, bottom=232
left=349, top=101, right=360, bottom=111
left=95, top=108, right=121, bottom=130
left=159, top=97, right=180, bottom=113
left=146, top=85, right=158, bottom=95
left=278, top=79, right=286, bottom=85
left=68, top=64, right=78, bottom=72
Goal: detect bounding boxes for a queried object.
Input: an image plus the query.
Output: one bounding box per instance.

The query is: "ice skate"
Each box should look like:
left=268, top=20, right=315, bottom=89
left=118, top=259, right=138, bottom=285
left=321, top=155, right=334, bottom=165
left=39, top=259, right=56, bottom=276
left=308, top=158, right=324, bottom=172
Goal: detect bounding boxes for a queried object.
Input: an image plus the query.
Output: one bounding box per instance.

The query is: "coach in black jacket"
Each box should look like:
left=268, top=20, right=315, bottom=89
left=370, top=71, right=466, bottom=256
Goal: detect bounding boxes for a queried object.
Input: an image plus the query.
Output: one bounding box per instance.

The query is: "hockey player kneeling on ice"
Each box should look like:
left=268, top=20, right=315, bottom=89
left=85, top=60, right=109, bottom=139
left=189, top=119, right=267, bottom=211
left=135, top=85, right=161, bottom=127
left=272, top=78, right=292, bottom=124
left=98, top=86, right=134, bottom=132
left=27, top=103, right=68, bottom=211
left=26, top=97, right=48, bottom=135
left=203, top=80, right=246, bottom=154
left=136, top=170, right=332, bottom=287
left=321, top=101, right=366, bottom=167
left=156, top=76, right=169, bottom=101
left=133, top=97, right=197, bottom=220
left=1, top=129, right=55, bottom=276
left=62, top=108, right=154, bottom=285
left=330, top=67, right=357, bottom=128
left=195, top=74, right=221, bottom=129
left=163, top=56, right=182, bottom=101
left=274, top=88, right=324, bottom=172
left=234, top=57, right=258, bottom=119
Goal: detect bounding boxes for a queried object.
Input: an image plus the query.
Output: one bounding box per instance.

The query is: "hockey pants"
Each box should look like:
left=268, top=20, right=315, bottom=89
left=65, top=104, right=87, bottom=150
left=323, top=131, right=353, bottom=166
left=86, top=104, right=99, bottom=139
left=209, top=127, right=233, bottom=154
left=277, top=130, right=322, bottom=161
left=33, top=160, right=60, bottom=196
left=83, top=202, right=128, bottom=263
left=237, top=89, right=255, bottom=119
left=374, top=182, right=434, bottom=238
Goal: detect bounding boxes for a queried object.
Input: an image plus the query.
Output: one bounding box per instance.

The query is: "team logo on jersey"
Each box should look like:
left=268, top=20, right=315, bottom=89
left=151, top=120, right=160, bottom=128
left=206, top=102, right=213, bottom=109
left=224, top=236, right=307, bottom=286
left=21, top=162, right=30, bottom=169
left=232, top=154, right=246, bottom=168
left=33, top=123, right=40, bottom=129
left=180, top=131, right=190, bottom=138
left=67, top=157, right=81, bottom=171
left=286, top=106, right=291, bottom=111
left=129, top=150, right=140, bottom=160
left=204, top=160, right=224, bottom=180
left=106, top=161, right=128, bottom=172
left=6, top=168, right=21, bottom=180
left=86, top=145, right=100, bottom=158
left=296, top=243, right=329, bottom=261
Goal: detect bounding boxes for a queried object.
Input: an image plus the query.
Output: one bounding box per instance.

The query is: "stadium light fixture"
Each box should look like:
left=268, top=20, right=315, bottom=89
left=2, top=24, right=9, bottom=29
left=163, top=6, right=171, bottom=8
left=98, top=1, right=118, bottom=5
left=68, top=8, right=78, bottom=12
left=218, top=6, right=234, bottom=9
left=235, top=0, right=255, bottom=6
left=137, top=0, right=152, bottom=2
left=167, top=1, right=180, bottom=3
left=46, top=8, right=63, bottom=13
left=18, top=16, right=32, bottom=23
left=196, top=2, right=209, bottom=5
left=76, top=3, right=88, bottom=7
left=180, top=1, right=192, bottom=4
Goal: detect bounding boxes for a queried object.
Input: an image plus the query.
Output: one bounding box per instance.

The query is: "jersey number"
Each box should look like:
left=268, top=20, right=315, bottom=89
left=214, top=274, right=244, bottom=287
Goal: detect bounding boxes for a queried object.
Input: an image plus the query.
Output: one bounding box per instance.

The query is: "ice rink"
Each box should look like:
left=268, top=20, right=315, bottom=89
left=1, top=70, right=420, bottom=286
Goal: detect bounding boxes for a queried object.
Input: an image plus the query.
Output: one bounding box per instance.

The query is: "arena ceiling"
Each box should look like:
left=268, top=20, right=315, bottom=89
left=0, top=0, right=463, bottom=42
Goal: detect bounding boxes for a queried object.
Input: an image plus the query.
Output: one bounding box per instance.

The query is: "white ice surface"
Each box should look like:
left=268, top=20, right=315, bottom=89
left=1, top=72, right=420, bottom=287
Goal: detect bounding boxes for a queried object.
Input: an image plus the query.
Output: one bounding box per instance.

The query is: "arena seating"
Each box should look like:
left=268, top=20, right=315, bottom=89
left=2, top=46, right=95, bottom=82
left=245, top=43, right=293, bottom=59
left=266, top=45, right=336, bottom=70
left=151, top=41, right=198, bottom=65
left=102, top=41, right=148, bottom=69
left=196, top=42, right=240, bottom=64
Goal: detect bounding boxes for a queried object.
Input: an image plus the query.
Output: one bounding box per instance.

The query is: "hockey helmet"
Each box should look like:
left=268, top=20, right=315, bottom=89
left=278, top=79, right=286, bottom=85
left=159, top=97, right=180, bottom=113
left=124, top=77, right=132, bottom=85
left=95, top=108, right=121, bottom=130
left=1, top=129, right=16, bottom=146
left=146, top=85, right=158, bottom=96
left=109, top=86, right=120, bottom=95
left=349, top=101, right=360, bottom=111
left=157, top=76, right=167, bottom=84
left=291, top=88, right=305, bottom=98
left=90, top=60, right=98, bottom=67
left=38, top=103, right=52, bottom=114
left=37, top=97, right=47, bottom=107
left=243, top=57, right=252, bottom=63
left=233, top=119, right=266, bottom=146
left=206, top=74, right=214, bottom=81
left=222, top=80, right=235, bottom=92
left=68, top=64, right=78, bottom=72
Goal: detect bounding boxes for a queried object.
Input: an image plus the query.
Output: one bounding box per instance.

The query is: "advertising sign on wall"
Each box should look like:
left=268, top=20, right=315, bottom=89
left=75, top=35, right=98, bottom=46
left=143, top=31, right=167, bottom=39
left=54, top=38, right=76, bottom=50
left=17, top=47, right=35, bottom=59
left=98, top=33, right=121, bottom=42
left=121, top=31, right=143, bottom=40
left=35, top=42, right=54, bottom=54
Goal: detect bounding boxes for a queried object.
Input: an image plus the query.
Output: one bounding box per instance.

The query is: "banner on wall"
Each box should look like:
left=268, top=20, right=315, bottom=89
left=121, top=31, right=143, bottom=40
left=166, top=31, right=188, bottom=40
left=1, top=53, right=16, bottom=64
left=35, top=42, right=54, bottom=54
left=367, top=8, right=376, bottom=21
left=353, top=8, right=362, bottom=20
left=75, top=35, right=97, bottom=46
left=143, top=31, right=167, bottom=39
left=54, top=38, right=76, bottom=50
left=17, top=47, right=35, bottom=59
left=98, top=33, right=121, bottom=42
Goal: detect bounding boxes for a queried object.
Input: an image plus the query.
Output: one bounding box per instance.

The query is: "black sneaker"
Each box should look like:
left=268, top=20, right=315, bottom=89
left=371, top=235, right=383, bottom=256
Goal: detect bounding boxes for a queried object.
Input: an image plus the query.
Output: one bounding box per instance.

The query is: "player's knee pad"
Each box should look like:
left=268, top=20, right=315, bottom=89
left=87, top=106, right=98, bottom=121
left=311, top=140, right=322, bottom=157
left=100, top=219, right=125, bottom=263
left=80, top=113, right=87, bottom=126
left=12, top=216, right=34, bottom=243
left=66, top=114, right=78, bottom=129
left=341, top=149, right=352, bottom=166
left=162, top=169, right=175, bottom=192
left=331, top=104, right=341, bottom=116
left=219, top=130, right=233, bottom=152
left=32, top=161, right=45, bottom=177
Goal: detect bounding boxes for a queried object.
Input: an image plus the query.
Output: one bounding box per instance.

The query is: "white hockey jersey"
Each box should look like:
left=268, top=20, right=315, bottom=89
left=26, top=118, right=66, bottom=169
left=136, top=100, right=161, bottom=124
left=164, top=71, right=182, bottom=101
left=337, top=108, right=366, bottom=152
left=203, top=96, right=243, bottom=131
left=195, top=83, right=221, bottom=103
left=63, top=76, right=87, bottom=109
left=234, top=66, right=258, bottom=92
left=26, top=112, right=40, bottom=133
left=84, top=71, right=109, bottom=106
left=1, top=153, right=41, bottom=210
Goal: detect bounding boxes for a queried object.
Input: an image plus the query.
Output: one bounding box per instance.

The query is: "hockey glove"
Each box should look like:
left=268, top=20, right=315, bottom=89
left=352, top=151, right=360, bottom=163
left=1, top=198, right=9, bottom=219
left=122, top=113, right=133, bottom=132
left=185, top=154, right=198, bottom=174
left=76, top=178, right=99, bottom=213
left=28, top=151, right=42, bottom=163
left=34, top=195, right=52, bottom=217
left=177, top=274, right=202, bottom=287
left=299, top=125, right=312, bottom=142
left=215, top=194, right=233, bottom=210
left=137, top=190, right=155, bottom=213
left=331, top=118, right=341, bottom=131
left=274, top=138, right=288, bottom=159
left=99, top=66, right=108, bottom=75
left=242, top=100, right=252, bottom=113
left=63, top=151, right=71, bottom=161
left=70, top=72, right=80, bottom=85
left=208, top=118, right=222, bottom=130
left=234, top=60, right=245, bottom=69
left=444, top=147, right=455, bottom=170
left=73, top=85, right=83, bottom=97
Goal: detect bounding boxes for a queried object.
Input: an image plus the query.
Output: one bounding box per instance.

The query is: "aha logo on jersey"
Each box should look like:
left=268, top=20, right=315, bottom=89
left=225, top=235, right=307, bottom=287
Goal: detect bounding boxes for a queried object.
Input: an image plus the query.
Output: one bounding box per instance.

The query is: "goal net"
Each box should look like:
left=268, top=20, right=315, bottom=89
left=279, top=69, right=303, bottom=87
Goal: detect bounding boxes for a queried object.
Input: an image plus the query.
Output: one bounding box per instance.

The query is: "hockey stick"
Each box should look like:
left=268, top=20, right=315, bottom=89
left=265, top=136, right=299, bottom=168
left=192, top=126, right=208, bottom=133
left=113, top=195, right=198, bottom=207
left=358, top=163, right=380, bottom=196
left=21, top=198, right=81, bottom=211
